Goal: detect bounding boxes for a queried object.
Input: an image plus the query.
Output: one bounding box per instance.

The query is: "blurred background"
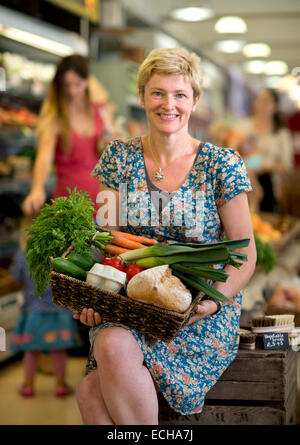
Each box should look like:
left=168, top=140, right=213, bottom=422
left=0, top=0, right=299, bottom=425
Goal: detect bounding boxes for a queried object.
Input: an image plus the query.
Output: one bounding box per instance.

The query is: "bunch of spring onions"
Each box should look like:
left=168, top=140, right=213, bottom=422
left=119, top=238, right=250, bottom=302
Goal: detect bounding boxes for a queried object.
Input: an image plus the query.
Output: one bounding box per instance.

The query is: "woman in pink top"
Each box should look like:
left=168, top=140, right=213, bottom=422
left=22, top=54, right=117, bottom=215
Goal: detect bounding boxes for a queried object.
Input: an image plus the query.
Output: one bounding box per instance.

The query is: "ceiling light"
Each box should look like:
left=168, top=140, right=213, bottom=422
left=0, top=26, right=73, bottom=56
left=264, top=60, right=288, bottom=76
left=170, top=7, right=214, bottom=22
left=215, top=16, right=247, bottom=34
left=0, top=5, right=88, bottom=57
left=215, top=39, right=245, bottom=53
left=243, top=60, right=266, bottom=74
left=243, top=43, right=271, bottom=58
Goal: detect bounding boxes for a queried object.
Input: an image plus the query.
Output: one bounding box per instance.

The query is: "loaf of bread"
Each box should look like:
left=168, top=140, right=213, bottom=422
left=126, top=265, right=192, bottom=313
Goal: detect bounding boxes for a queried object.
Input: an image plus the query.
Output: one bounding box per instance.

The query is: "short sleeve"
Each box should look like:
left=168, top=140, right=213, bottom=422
left=212, top=147, right=252, bottom=207
left=91, top=139, right=128, bottom=191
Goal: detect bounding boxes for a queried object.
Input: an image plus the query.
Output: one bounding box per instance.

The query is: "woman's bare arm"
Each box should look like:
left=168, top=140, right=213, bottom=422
left=188, top=192, right=256, bottom=323
left=22, top=124, right=58, bottom=215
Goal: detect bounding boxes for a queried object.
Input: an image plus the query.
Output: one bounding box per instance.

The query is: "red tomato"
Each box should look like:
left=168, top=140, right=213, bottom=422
left=124, top=264, right=144, bottom=281
left=101, top=257, right=124, bottom=271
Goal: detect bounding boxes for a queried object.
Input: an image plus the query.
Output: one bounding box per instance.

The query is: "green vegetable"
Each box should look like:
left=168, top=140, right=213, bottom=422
left=52, top=258, right=87, bottom=281
left=67, top=253, right=95, bottom=271
left=134, top=246, right=232, bottom=269
left=171, top=266, right=229, bottom=303
left=254, top=234, right=276, bottom=274
left=119, top=238, right=250, bottom=303
left=172, top=263, right=229, bottom=282
left=25, top=188, right=113, bottom=297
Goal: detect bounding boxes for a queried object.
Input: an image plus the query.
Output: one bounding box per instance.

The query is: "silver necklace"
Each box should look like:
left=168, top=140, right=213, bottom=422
left=148, top=138, right=187, bottom=182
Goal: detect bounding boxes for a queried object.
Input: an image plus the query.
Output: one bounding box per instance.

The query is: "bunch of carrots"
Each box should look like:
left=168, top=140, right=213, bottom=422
left=104, top=231, right=158, bottom=256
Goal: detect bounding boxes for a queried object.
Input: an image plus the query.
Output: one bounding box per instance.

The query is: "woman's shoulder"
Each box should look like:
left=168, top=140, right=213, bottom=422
left=202, top=141, right=238, bottom=161
left=104, top=136, right=142, bottom=156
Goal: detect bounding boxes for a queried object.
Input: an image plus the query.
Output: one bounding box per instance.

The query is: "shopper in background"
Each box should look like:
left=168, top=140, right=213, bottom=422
left=10, top=216, right=82, bottom=398
left=74, top=47, right=256, bottom=424
left=209, top=120, right=264, bottom=212
left=230, top=88, right=294, bottom=213
left=22, top=54, right=118, bottom=216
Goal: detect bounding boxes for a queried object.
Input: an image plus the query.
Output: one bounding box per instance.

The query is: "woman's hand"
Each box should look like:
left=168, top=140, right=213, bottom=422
left=187, top=300, right=220, bottom=325
left=73, top=308, right=102, bottom=327
left=22, top=189, right=46, bottom=216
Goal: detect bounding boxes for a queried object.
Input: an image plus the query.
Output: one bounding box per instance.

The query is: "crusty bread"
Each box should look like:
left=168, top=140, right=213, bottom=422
left=126, top=265, right=192, bottom=313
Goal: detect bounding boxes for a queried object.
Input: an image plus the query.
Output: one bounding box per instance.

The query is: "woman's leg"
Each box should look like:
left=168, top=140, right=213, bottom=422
left=76, top=370, right=114, bottom=425
left=23, top=350, right=40, bottom=390
left=93, top=326, right=159, bottom=425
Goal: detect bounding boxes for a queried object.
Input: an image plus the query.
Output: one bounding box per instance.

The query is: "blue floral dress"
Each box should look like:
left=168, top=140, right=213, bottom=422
left=88, top=136, right=252, bottom=415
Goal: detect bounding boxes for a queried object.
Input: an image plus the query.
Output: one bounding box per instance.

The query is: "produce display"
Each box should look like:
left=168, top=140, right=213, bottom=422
left=249, top=213, right=278, bottom=274
left=26, top=189, right=249, bottom=313
left=251, top=213, right=281, bottom=243
left=268, top=279, right=300, bottom=313
left=0, top=106, right=38, bottom=127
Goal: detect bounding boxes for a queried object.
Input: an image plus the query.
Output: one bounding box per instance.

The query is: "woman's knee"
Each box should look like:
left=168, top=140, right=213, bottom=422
left=93, top=327, right=143, bottom=368
left=76, top=370, right=98, bottom=406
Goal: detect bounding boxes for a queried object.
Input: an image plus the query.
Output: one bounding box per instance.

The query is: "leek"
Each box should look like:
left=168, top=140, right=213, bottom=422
left=134, top=247, right=231, bottom=269
left=174, top=263, right=229, bottom=282
left=173, top=238, right=250, bottom=250
left=119, top=239, right=250, bottom=264
left=171, top=267, right=229, bottom=303
left=119, top=243, right=201, bottom=262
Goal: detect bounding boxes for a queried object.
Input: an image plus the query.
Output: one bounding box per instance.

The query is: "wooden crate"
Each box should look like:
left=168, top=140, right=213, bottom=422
left=158, top=348, right=297, bottom=425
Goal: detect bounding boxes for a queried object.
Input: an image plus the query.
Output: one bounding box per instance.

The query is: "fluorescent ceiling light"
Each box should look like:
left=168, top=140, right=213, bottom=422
left=215, top=40, right=245, bottom=53
left=243, top=43, right=271, bottom=58
left=264, top=60, right=288, bottom=76
left=0, top=5, right=88, bottom=57
left=0, top=26, right=73, bottom=56
left=170, top=7, right=214, bottom=22
left=243, top=60, right=266, bottom=74
left=215, top=16, right=247, bottom=34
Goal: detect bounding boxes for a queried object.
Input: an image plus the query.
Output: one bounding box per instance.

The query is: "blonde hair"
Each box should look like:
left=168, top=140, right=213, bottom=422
left=137, top=47, right=203, bottom=100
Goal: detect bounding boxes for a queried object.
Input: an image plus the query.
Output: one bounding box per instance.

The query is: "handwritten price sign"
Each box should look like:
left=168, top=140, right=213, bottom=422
left=263, top=332, right=289, bottom=350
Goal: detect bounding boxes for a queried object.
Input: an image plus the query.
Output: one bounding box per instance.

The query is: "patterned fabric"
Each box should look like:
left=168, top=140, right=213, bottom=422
left=10, top=312, right=82, bottom=352
left=10, top=249, right=82, bottom=353
left=89, top=137, right=252, bottom=415
left=10, top=249, right=71, bottom=313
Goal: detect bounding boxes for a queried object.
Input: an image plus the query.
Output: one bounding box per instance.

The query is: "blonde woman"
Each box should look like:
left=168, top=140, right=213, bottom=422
left=75, top=48, right=257, bottom=424
left=22, top=54, right=117, bottom=215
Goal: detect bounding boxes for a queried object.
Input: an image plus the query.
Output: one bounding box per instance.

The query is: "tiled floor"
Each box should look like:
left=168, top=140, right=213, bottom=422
left=0, top=353, right=299, bottom=425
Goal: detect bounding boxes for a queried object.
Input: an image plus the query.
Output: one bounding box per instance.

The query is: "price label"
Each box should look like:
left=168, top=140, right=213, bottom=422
left=263, top=332, right=289, bottom=350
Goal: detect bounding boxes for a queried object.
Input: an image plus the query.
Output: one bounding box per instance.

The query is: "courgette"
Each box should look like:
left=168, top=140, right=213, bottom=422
left=67, top=253, right=94, bottom=271
left=52, top=257, right=87, bottom=281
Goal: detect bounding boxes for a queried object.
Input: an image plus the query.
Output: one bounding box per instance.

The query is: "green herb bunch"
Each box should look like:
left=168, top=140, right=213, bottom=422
left=254, top=233, right=276, bottom=274
left=25, top=188, right=96, bottom=297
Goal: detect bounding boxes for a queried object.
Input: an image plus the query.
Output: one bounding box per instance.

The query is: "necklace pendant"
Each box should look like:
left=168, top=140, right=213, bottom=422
left=154, top=168, right=164, bottom=181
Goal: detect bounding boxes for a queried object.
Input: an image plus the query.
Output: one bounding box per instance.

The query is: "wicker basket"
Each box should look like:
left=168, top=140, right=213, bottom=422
left=50, top=246, right=202, bottom=343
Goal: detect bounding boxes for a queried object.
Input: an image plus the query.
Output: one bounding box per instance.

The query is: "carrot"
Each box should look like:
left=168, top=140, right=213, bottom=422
left=111, top=235, right=146, bottom=250
left=110, top=230, right=158, bottom=245
left=104, top=243, right=130, bottom=256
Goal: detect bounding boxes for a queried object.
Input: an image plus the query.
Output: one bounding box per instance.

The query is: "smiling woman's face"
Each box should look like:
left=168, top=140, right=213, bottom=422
left=140, top=73, right=199, bottom=136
